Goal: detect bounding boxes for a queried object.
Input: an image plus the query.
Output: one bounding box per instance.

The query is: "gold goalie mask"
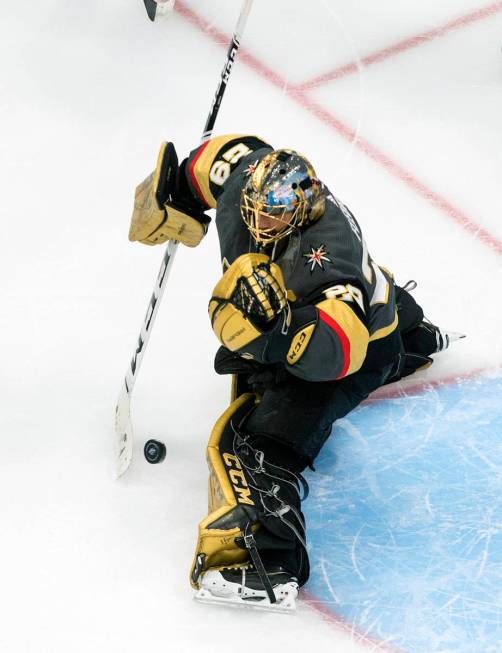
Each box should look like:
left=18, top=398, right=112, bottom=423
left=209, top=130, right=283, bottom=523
left=240, top=149, right=325, bottom=246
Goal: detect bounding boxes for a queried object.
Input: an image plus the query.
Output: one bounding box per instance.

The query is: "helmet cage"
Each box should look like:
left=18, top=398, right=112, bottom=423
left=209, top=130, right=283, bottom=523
left=240, top=194, right=308, bottom=246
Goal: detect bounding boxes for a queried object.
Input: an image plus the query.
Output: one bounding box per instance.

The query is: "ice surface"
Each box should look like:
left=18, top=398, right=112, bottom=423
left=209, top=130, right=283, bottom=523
left=1, top=1, right=501, bottom=652
left=307, top=375, right=502, bottom=652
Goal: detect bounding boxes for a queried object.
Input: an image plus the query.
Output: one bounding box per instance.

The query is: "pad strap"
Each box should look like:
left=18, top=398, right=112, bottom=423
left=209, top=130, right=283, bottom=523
left=243, top=529, right=277, bottom=604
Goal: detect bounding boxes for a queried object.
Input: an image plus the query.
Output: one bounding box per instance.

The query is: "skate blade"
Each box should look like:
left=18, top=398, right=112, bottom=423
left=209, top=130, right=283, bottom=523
left=447, top=331, right=466, bottom=343
left=194, top=587, right=297, bottom=613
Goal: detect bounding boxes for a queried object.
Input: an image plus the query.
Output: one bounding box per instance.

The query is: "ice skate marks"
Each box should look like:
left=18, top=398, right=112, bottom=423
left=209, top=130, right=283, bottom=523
left=305, top=375, right=502, bottom=652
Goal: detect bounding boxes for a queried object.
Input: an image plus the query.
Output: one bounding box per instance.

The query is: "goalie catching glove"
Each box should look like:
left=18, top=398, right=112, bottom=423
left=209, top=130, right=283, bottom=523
left=209, top=254, right=290, bottom=353
left=129, top=142, right=211, bottom=247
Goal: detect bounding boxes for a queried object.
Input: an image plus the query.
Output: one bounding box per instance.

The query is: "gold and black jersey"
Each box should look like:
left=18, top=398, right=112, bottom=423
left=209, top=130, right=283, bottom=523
left=184, top=134, right=271, bottom=209
left=183, top=135, right=400, bottom=382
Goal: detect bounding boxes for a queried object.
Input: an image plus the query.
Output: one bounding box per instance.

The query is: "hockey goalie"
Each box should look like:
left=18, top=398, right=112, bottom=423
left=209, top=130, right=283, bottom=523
left=129, top=134, right=463, bottom=610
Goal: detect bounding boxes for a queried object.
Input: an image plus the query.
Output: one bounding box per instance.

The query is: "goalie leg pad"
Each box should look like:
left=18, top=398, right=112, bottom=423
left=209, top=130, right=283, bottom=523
left=190, top=394, right=259, bottom=588
left=190, top=393, right=309, bottom=591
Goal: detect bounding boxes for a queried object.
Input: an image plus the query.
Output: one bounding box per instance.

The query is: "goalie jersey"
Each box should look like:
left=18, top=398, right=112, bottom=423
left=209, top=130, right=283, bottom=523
left=182, top=134, right=401, bottom=382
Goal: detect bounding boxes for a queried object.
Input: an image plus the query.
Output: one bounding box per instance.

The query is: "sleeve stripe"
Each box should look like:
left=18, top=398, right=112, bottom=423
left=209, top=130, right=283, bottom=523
left=188, top=141, right=211, bottom=207
left=318, top=308, right=350, bottom=379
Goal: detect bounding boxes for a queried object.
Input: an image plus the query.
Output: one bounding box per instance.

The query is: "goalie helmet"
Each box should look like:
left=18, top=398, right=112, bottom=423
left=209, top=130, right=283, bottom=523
left=241, top=149, right=325, bottom=246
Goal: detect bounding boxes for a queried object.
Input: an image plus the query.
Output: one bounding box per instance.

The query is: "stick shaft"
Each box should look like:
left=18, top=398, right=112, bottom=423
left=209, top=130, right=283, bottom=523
left=116, top=0, right=254, bottom=476
left=202, top=0, right=253, bottom=141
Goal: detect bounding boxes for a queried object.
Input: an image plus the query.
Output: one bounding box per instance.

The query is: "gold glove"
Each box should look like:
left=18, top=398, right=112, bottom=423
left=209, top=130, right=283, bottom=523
left=128, top=142, right=209, bottom=247
left=208, top=253, right=288, bottom=352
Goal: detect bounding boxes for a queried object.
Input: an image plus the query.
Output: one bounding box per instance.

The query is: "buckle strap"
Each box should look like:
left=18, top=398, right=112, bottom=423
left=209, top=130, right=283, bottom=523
left=243, top=528, right=276, bottom=604
left=402, top=279, right=417, bottom=292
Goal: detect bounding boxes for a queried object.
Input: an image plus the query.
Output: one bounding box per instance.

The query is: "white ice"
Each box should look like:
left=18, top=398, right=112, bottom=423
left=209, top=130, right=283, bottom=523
left=1, top=1, right=501, bottom=651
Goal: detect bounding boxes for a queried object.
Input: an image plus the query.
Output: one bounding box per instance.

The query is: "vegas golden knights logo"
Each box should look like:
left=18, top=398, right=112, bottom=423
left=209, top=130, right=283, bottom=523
left=222, top=453, right=254, bottom=506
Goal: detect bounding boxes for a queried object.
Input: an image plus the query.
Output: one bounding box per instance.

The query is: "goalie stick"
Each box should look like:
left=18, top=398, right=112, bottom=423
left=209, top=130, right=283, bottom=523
left=116, top=0, right=254, bottom=477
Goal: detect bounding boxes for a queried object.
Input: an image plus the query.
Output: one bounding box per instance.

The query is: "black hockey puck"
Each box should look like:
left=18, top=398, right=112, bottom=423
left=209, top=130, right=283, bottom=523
left=144, top=439, right=166, bottom=464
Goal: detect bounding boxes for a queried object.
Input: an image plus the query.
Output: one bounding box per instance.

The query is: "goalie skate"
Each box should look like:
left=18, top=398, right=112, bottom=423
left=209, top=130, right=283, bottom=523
left=195, top=568, right=299, bottom=613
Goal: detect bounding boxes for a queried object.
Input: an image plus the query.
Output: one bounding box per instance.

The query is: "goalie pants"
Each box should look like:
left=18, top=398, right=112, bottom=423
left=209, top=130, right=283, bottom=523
left=243, top=282, right=431, bottom=471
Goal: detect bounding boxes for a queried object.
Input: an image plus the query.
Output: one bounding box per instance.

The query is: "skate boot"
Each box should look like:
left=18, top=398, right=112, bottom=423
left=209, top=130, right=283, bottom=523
left=414, top=318, right=465, bottom=353
left=396, top=281, right=465, bottom=354
left=196, top=565, right=299, bottom=612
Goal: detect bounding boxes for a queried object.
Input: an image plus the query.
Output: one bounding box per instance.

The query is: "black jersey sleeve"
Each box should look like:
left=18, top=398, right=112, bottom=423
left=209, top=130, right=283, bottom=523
left=236, top=292, right=371, bottom=382
left=181, top=134, right=271, bottom=209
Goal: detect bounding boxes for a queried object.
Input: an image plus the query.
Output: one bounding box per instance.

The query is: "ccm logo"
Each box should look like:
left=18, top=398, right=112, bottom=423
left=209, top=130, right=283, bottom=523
left=222, top=453, right=254, bottom=506
left=288, top=331, right=307, bottom=361
left=286, top=323, right=316, bottom=365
